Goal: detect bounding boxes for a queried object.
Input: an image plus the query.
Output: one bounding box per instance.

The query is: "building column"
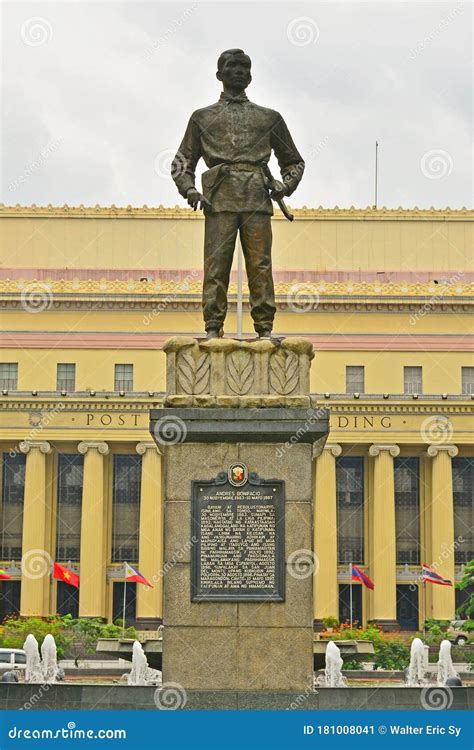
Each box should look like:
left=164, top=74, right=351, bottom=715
left=313, top=443, right=341, bottom=629
left=136, top=442, right=163, bottom=628
left=426, top=445, right=457, bottom=620
left=369, top=444, right=400, bottom=630
left=78, top=441, right=109, bottom=619
left=19, top=441, right=52, bottom=617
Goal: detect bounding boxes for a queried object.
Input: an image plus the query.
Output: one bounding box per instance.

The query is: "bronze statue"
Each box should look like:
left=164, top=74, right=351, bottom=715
left=172, top=49, right=304, bottom=339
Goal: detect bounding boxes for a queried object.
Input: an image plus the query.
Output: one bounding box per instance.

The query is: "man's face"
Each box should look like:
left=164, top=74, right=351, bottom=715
left=218, top=54, right=252, bottom=92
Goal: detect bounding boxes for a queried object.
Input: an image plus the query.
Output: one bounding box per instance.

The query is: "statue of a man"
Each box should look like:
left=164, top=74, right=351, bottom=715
left=171, top=49, right=304, bottom=339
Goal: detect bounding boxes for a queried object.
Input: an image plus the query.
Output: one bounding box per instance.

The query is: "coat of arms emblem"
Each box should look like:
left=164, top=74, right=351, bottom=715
left=228, top=463, right=248, bottom=487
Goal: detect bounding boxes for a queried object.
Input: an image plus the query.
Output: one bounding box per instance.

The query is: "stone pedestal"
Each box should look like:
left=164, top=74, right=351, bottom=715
left=150, top=337, right=328, bottom=694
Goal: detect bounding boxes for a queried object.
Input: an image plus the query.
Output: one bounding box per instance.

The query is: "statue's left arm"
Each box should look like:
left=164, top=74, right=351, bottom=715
left=270, top=115, right=305, bottom=196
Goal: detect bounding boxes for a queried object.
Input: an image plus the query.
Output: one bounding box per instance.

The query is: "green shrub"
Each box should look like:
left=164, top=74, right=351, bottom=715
left=372, top=640, right=410, bottom=671
left=424, top=619, right=450, bottom=632
left=0, top=616, right=73, bottom=659
left=342, top=659, right=360, bottom=670
left=456, top=559, right=474, bottom=619
left=0, top=615, right=138, bottom=660
left=322, top=616, right=339, bottom=630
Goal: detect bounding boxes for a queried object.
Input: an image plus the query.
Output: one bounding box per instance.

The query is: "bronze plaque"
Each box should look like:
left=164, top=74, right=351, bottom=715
left=191, top=465, right=285, bottom=601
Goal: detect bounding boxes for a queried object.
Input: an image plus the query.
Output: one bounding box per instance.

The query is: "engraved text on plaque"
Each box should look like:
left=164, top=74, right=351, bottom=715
left=191, top=468, right=285, bottom=601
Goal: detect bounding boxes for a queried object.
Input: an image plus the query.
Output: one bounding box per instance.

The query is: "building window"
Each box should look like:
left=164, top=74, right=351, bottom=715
left=0, top=364, right=18, bottom=391
left=111, top=455, right=141, bottom=563
left=56, top=454, right=83, bottom=562
left=112, top=582, right=136, bottom=627
left=57, top=363, right=76, bottom=392
left=114, top=364, right=133, bottom=392
left=338, top=584, right=362, bottom=626
left=336, top=457, right=364, bottom=564
left=404, top=366, right=422, bottom=394
left=394, top=457, right=420, bottom=564
left=396, top=585, right=419, bottom=630
left=56, top=581, right=79, bottom=618
left=461, top=367, right=474, bottom=395
left=0, top=580, right=21, bottom=621
left=346, top=366, right=364, bottom=394
left=0, top=454, right=26, bottom=560
left=452, top=458, right=474, bottom=564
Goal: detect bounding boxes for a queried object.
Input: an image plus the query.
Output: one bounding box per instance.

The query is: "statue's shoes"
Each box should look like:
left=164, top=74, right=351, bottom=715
left=205, top=328, right=221, bottom=340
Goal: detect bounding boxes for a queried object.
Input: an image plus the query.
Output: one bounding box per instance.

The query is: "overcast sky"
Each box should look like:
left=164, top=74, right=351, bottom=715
left=1, top=1, right=472, bottom=209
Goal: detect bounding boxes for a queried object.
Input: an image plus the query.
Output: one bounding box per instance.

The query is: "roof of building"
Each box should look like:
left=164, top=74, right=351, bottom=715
left=1, top=204, right=473, bottom=219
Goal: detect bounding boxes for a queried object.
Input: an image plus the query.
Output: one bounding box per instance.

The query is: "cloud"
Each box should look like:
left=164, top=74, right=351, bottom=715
left=1, top=0, right=471, bottom=208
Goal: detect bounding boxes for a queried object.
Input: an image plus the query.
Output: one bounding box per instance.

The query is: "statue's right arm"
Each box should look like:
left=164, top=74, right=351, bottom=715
left=171, top=115, right=202, bottom=199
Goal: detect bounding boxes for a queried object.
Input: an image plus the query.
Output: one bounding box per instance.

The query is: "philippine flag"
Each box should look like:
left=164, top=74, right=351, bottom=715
left=351, top=564, right=375, bottom=590
left=422, top=564, right=452, bottom=587
left=124, top=562, right=153, bottom=588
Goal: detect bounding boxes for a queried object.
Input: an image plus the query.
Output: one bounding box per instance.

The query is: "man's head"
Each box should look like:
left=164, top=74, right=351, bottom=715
left=216, top=49, right=252, bottom=93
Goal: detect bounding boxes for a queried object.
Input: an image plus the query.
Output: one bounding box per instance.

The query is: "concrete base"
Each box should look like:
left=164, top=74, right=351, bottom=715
left=0, top=684, right=471, bottom=711
left=135, top=617, right=162, bottom=630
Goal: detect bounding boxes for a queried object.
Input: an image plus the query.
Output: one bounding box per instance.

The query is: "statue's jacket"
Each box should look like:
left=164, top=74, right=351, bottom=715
left=172, top=91, right=304, bottom=214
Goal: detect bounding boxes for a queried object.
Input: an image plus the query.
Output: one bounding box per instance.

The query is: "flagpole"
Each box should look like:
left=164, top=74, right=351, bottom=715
left=422, top=580, right=426, bottom=637
left=374, top=141, right=379, bottom=208
left=122, top=565, right=127, bottom=638
left=349, top=562, right=353, bottom=628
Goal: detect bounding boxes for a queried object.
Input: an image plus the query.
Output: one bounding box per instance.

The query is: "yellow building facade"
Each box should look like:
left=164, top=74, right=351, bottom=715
left=0, top=204, right=472, bottom=630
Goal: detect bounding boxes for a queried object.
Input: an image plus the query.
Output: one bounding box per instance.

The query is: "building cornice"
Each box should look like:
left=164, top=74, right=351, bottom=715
left=0, top=395, right=472, bottom=413
left=0, top=278, right=472, bottom=302
left=312, top=400, right=473, bottom=413
left=0, top=204, right=472, bottom=220
left=0, top=396, right=163, bottom=412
